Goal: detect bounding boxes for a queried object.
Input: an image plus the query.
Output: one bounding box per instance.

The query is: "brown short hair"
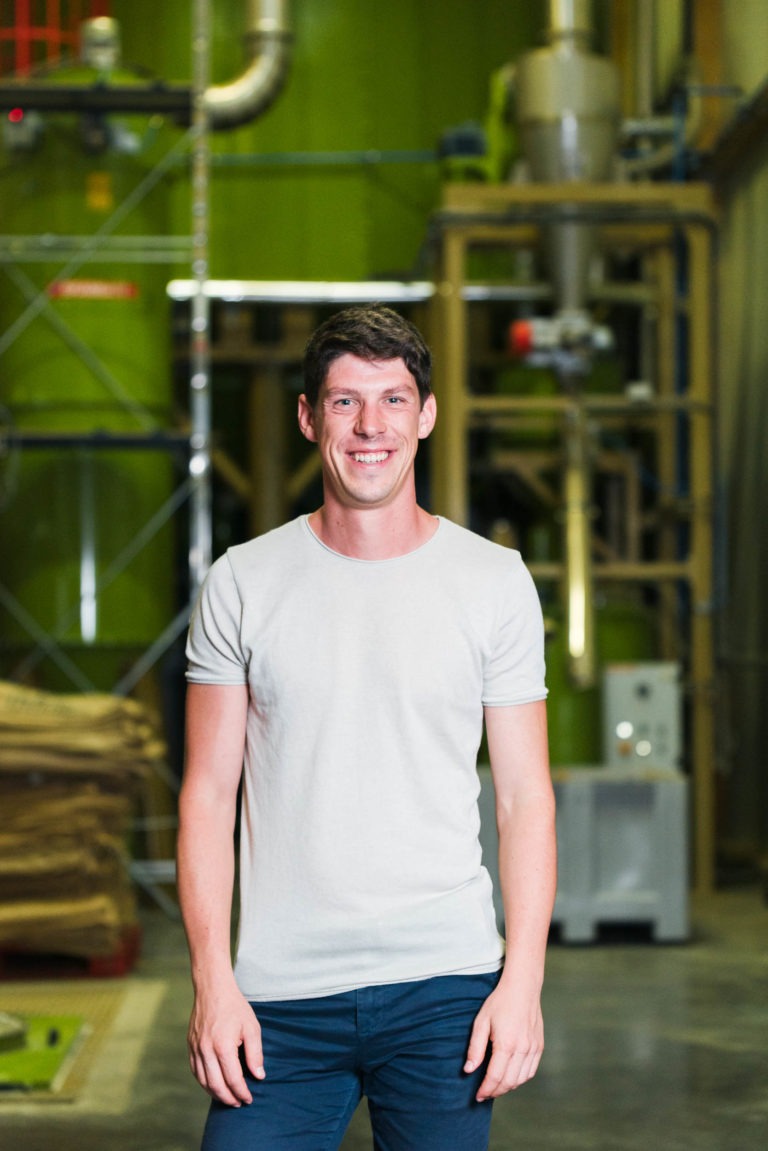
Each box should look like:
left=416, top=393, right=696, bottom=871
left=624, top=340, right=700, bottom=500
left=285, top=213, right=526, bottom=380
left=302, top=305, right=432, bottom=408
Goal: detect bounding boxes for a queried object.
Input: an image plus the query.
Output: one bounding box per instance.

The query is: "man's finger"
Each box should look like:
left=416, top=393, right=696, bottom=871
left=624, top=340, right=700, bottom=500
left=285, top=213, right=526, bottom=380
left=242, top=1025, right=266, bottom=1082
left=475, top=1046, right=509, bottom=1100
left=192, top=1043, right=252, bottom=1107
left=218, top=1045, right=255, bottom=1104
left=463, top=1013, right=490, bottom=1074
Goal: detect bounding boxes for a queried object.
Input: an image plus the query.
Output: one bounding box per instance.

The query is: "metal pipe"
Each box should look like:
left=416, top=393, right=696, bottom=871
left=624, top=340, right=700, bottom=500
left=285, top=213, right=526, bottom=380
left=620, top=1, right=703, bottom=176
left=529, top=561, right=692, bottom=581
left=563, top=406, right=596, bottom=689
left=204, top=0, right=292, bottom=129
left=622, top=83, right=703, bottom=176
left=634, top=0, right=655, bottom=119
left=0, top=83, right=191, bottom=116
left=546, top=0, right=592, bottom=43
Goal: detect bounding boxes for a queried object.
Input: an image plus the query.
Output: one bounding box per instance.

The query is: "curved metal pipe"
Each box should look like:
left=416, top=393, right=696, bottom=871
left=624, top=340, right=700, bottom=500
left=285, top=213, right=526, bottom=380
left=621, top=76, right=703, bottom=176
left=204, top=0, right=292, bottom=130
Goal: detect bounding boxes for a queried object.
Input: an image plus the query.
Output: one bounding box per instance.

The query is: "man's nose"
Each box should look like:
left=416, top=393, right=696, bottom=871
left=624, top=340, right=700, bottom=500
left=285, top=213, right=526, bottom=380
left=355, top=399, right=384, bottom=436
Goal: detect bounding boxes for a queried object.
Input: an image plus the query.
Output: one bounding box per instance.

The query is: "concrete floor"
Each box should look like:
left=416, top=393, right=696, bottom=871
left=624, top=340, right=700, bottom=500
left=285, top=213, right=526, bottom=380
left=1, top=888, right=766, bottom=1151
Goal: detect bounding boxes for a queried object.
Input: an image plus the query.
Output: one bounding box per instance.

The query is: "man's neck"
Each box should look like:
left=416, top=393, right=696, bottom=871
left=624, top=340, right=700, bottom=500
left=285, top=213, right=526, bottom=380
left=308, top=502, right=438, bottom=561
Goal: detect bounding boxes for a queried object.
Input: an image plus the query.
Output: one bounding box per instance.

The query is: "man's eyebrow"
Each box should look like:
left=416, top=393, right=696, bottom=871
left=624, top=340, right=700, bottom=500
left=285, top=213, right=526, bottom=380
left=322, top=386, right=361, bottom=401
left=323, top=382, right=417, bottom=398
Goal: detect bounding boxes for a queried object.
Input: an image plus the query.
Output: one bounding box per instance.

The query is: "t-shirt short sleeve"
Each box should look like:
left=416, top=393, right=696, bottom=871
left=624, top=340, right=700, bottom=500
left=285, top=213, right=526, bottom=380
left=186, top=553, right=248, bottom=684
left=482, top=557, right=547, bottom=706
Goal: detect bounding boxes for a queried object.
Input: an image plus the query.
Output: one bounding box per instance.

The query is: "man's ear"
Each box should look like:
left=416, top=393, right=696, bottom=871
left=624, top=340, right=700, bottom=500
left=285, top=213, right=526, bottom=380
left=297, top=394, right=318, bottom=443
left=417, top=393, right=437, bottom=440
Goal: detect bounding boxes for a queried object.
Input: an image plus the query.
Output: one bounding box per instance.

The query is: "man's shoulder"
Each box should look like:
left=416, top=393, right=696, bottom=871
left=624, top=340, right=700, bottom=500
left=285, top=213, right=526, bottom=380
left=437, top=517, right=525, bottom=572
left=211, top=517, right=308, bottom=595
left=226, top=516, right=306, bottom=564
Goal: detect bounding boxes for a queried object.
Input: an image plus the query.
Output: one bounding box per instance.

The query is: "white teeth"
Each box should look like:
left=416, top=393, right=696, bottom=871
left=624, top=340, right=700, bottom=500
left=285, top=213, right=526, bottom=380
left=353, top=452, right=388, bottom=463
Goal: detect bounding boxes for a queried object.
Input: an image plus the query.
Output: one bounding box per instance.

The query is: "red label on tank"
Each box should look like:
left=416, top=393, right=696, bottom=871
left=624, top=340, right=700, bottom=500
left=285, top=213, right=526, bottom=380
left=48, top=280, right=140, bottom=300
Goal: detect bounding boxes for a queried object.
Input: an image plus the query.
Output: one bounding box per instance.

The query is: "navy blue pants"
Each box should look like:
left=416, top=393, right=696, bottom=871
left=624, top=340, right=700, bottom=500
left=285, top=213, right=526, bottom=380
left=201, top=971, right=499, bottom=1151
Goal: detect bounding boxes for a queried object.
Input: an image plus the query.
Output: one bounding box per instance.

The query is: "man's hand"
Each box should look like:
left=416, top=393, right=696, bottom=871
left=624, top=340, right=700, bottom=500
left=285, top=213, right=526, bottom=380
left=463, top=982, right=544, bottom=1101
left=187, top=981, right=265, bottom=1106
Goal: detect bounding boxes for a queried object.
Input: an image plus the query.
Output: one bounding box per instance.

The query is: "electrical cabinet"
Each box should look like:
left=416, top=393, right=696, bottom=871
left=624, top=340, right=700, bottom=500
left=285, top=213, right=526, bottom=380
left=602, top=661, right=682, bottom=771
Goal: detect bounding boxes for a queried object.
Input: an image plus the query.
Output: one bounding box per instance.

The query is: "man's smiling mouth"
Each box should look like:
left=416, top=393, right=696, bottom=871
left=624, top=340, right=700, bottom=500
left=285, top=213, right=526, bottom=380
left=352, top=451, right=390, bottom=463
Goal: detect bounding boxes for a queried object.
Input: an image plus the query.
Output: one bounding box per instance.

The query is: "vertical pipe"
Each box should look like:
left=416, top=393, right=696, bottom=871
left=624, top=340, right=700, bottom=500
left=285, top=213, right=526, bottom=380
left=687, top=224, right=716, bottom=896
left=434, top=230, right=469, bottom=525
left=634, top=0, right=656, bottom=118
left=654, top=244, right=680, bottom=661
left=189, top=0, right=212, bottom=598
left=563, top=404, right=596, bottom=688
left=546, top=0, right=592, bottom=42
left=79, top=450, right=97, bottom=643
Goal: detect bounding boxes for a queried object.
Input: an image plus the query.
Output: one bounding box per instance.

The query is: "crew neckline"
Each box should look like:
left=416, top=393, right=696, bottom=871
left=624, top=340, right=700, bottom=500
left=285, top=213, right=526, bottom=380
left=301, top=514, right=443, bottom=564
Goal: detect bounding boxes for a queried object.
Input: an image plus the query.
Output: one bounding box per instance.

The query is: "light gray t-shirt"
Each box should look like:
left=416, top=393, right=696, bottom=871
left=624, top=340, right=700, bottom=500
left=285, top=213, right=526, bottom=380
left=186, top=515, right=546, bottom=1000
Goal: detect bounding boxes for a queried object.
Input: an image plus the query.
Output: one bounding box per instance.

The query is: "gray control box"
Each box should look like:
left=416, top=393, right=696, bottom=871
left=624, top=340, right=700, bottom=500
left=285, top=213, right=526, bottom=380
left=602, top=662, right=682, bottom=771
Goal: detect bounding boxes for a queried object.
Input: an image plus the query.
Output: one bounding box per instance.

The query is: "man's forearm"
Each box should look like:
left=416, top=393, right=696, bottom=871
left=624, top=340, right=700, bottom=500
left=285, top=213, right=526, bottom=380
left=177, top=802, right=238, bottom=987
left=496, top=791, right=557, bottom=986
left=484, top=700, right=556, bottom=985
left=178, top=683, right=248, bottom=987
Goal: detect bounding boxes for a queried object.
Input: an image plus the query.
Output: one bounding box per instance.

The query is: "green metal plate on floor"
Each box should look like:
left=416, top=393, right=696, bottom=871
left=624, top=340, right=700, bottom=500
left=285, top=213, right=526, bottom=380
left=0, top=1015, right=85, bottom=1093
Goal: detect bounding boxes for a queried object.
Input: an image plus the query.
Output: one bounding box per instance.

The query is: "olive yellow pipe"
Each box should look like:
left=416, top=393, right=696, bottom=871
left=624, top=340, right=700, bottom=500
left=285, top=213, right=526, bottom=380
left=563, top=406, right=596, bottom=689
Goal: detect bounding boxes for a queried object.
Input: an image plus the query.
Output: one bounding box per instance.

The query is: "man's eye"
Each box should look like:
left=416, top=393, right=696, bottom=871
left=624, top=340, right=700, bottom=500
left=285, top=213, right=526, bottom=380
left=386, top=395, right=404, bottom=404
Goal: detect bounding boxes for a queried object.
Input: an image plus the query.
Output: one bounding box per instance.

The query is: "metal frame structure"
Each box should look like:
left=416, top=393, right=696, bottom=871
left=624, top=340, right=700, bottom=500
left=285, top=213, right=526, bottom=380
left=428, top=181, right=718, bottom=894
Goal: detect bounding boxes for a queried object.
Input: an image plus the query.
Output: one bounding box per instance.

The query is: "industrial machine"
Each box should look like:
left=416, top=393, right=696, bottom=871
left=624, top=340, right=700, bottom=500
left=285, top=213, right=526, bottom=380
left=430, top=0, right=715, bottom=902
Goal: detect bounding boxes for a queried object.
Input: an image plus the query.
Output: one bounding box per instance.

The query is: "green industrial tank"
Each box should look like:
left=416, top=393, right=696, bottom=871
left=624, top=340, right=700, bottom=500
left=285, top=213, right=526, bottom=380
left=0, top=42, right=179, bottom=690
left=543, top=596, right=658, bottom=766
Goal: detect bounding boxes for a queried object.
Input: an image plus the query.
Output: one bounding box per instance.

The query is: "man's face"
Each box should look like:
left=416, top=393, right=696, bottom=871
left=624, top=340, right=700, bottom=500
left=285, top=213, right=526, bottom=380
left=298, top=354, right=436, bottom=513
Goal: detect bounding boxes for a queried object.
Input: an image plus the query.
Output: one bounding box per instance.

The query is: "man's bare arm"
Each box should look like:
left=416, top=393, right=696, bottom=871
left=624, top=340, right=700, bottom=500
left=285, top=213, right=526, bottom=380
left=465, top=699, right=557, bottom=1100
left=177, top=682, right=263, bottom=1106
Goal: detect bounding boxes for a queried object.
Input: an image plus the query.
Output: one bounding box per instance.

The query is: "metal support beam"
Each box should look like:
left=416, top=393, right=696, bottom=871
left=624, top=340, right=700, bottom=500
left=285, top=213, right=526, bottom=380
left=0, top=83, right=193, bottom=119
left=188, top=0, right=213, bottom=598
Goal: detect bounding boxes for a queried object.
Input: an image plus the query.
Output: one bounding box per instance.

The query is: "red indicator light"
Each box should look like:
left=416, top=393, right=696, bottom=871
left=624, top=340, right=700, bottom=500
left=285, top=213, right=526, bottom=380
left=8, top=108, right=24, bottom=123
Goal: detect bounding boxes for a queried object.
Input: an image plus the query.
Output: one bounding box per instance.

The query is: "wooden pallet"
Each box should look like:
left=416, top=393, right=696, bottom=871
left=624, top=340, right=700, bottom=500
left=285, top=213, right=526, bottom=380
left=0, top=923, right=142, bottom=981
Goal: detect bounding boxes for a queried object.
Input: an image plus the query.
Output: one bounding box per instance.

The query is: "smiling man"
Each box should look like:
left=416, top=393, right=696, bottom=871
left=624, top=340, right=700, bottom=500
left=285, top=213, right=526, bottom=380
left=298, top=354, right=435, bottom=518
left=178, top=305, right=556, bottom=1151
